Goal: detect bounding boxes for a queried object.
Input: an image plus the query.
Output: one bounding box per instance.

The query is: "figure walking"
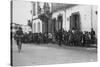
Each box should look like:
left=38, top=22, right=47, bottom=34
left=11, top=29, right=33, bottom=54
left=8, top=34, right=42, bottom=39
left=15, top=27, right=23, bottom=53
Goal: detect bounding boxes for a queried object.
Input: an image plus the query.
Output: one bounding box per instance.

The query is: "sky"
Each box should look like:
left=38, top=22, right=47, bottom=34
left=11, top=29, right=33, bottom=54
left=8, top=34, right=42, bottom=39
left=13, top=0, right=32, bottom=25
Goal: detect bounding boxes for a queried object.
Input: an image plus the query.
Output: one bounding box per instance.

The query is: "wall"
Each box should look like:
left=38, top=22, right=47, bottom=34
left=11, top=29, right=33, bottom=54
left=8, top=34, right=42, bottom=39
left=65, top=5, right=91, bottom=32
left=92, top=6, right=98, bottom=37
left=52, top=10, right=66, bottom=30
left=52, top=5, right=97, bottom=36
left=65, top=5, right=97, bottom=36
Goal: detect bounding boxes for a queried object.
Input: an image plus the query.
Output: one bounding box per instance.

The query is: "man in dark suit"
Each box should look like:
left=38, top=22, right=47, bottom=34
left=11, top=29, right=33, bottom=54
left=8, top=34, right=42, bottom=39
left=58, top=29, right=62, bottom=46
left=90, top=28, right=95, bottom=44
left=15, top=27, right=23, bottom=53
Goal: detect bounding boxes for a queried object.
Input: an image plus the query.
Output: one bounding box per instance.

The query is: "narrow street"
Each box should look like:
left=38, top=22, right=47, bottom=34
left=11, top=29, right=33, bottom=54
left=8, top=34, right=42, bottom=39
left=12, top=40, right=97, bottom=66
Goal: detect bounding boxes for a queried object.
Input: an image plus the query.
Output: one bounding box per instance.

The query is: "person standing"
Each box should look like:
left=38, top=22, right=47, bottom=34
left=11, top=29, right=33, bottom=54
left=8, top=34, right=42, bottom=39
left=90, top=28, right=95, bottom=44
left=15, top=27, right=23, bottom=53
left=58, top=29, right=62, bottom=46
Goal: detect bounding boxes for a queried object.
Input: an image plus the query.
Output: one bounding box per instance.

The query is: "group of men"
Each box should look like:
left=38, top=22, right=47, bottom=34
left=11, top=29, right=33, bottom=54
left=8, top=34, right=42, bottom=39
left=55, top=28, right=96, bottom=47
left=13, top=27, right=96, bottom=53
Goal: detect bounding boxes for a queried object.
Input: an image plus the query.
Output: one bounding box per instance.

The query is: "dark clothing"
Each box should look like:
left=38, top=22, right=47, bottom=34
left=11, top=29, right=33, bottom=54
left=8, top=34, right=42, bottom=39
left=91, top=30, right=95, bottom=44
left=91, top=31, right=95, bottom=39
left=15, top=29, right=23, bottom=50
left=58, top=30, right=62, bottom=46
left=16, top=30, right=23, bottom=36
left=15, top=30, right=23, bottom=41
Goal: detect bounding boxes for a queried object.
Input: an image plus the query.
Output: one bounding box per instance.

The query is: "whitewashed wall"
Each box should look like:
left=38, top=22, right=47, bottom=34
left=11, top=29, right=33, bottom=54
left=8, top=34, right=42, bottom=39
left=65, top=5, right=91, bottom=32
left=52, top=10, right=66, bottom=30
left=52, top=5, right=97, bottom=36
left=92, top=6, right=98, bottom=37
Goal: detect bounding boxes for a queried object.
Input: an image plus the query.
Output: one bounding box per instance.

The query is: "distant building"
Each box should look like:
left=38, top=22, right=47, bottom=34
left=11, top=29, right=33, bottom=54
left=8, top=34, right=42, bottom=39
left=11, top=23, right=32, bottom=34
left=21, top=25, right=32, bottom=34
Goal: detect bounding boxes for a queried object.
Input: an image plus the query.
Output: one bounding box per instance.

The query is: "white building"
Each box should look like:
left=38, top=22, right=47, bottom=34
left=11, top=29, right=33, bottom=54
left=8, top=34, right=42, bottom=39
left=31, top=2, right=97, bottom=36
left=21, top=25, right=32, bottom=34
left=52, top=4, right=97, bottom=36
left=31, top=2, right=52, bottom=33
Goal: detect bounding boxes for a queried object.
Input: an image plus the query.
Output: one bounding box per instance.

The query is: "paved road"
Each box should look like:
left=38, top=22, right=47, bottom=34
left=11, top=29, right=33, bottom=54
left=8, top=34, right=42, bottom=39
left=12, top=40, right=97, bottom=66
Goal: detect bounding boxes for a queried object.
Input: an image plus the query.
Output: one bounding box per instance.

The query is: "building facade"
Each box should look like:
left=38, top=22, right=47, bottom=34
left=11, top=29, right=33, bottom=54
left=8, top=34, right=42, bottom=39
left=31, top=2, right=97, bottom=37
left=52, top=4, right=97, bottom=36
left=31, top=2, right=51, bottom=33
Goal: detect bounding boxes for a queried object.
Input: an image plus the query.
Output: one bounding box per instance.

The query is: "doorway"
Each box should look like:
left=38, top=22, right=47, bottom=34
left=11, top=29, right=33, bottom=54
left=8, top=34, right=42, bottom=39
left=70, top=12, right=81, bottom=30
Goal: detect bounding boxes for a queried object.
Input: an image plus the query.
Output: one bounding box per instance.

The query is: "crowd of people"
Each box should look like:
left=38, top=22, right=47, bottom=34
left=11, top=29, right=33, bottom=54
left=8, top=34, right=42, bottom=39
left=14, top=27, right=97, bottom=47
left=54, top=28, right=97, bottom=47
